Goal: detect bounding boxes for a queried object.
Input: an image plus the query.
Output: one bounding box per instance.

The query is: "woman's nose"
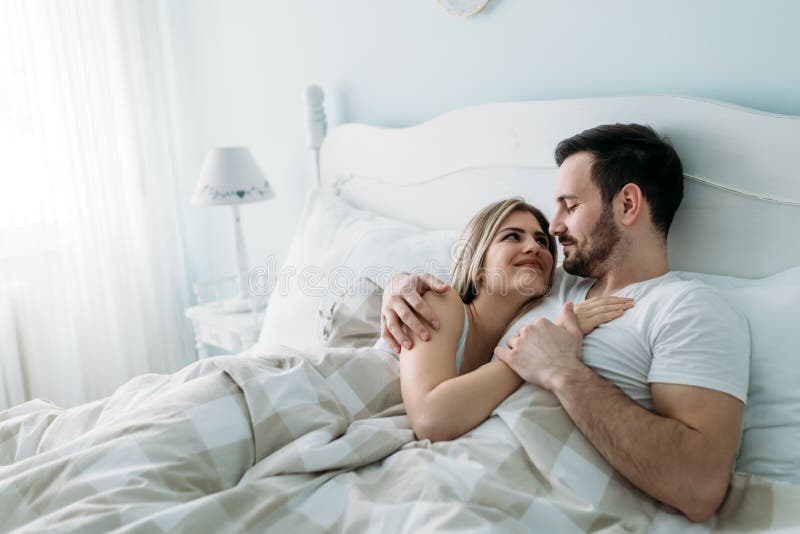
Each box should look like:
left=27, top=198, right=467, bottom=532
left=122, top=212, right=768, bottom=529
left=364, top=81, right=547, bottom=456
left=522, top=237, right=541, bottom=254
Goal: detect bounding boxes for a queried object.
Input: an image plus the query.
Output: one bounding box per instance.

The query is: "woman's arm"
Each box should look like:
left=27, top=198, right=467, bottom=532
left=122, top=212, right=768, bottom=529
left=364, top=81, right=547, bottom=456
left=410, top=360, right=524, bottom=442
left=400, top=291, right=523, bottom=442
left=399, top=289, right=635, bottom=441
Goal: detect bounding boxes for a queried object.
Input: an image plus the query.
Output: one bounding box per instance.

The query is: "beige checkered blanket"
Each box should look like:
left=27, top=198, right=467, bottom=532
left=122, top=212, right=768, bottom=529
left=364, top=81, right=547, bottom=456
left=1, top=345, right=798, bottom=533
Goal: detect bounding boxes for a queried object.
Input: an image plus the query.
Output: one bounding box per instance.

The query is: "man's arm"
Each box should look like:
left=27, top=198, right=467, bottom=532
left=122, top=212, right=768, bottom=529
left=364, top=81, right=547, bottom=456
left=551, top=368, right=742, bottom=523
left=494, top=303, right=743, bottom=523
left=381, top=273, right=449, bottom=352
left=380, top=273, right=632, bottom=351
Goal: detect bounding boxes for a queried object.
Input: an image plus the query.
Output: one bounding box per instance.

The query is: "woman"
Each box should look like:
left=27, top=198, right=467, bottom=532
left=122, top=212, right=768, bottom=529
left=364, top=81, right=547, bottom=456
left=383, top=198, right=632, bottom=442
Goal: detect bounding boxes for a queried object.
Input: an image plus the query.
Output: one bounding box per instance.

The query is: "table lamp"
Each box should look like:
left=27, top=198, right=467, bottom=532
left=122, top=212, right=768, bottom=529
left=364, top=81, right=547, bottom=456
left=191, top=146, right=275, bottom=313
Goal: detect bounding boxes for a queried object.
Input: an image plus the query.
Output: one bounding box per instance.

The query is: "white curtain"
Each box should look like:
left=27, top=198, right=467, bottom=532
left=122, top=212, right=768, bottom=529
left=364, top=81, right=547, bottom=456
left=0, top=0, right=195, bottom=408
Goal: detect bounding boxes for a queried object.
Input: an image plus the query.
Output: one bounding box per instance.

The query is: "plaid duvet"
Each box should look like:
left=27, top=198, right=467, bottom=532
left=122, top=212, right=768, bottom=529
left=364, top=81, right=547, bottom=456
left=1, top=345, right=798, bottom=533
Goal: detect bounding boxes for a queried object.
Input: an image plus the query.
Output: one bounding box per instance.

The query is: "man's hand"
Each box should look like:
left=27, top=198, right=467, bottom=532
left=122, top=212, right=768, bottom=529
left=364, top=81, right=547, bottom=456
left=497, top=301, right=744, bottom=522
left=381, top=273, right=450, bottom=352
left=494, top=302, right=585, bottom=390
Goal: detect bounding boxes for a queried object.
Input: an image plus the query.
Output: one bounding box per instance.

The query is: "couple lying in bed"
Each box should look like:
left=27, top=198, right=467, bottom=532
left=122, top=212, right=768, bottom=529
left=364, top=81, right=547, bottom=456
left=380, top=123, right=749, bottom=523
left=2, top=123, right=748, bottom=526
left=379, top=198, right=632, bottom=440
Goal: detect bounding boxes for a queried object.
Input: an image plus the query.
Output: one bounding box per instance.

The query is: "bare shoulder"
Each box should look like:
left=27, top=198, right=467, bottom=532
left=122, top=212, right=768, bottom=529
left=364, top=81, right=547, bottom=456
left=420, top=289, right=464, bottom=335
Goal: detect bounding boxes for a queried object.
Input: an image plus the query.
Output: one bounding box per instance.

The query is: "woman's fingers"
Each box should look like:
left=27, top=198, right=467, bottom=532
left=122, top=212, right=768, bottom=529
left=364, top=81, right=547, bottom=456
left=581, top=296, right=633, bottom=304
left=575, top=297, right=633, bottom=334
left=582, top=301, right=633, bottom=318
left=590, top=309, right=626, bottom=327
left=579, top=296, right=633, bottom=309
left=577, top=298, right=633, bottom=315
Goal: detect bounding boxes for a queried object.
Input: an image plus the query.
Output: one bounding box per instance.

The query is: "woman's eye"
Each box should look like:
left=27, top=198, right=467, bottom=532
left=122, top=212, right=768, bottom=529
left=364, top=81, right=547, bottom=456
left=503, top=232, right=520, bottom=241
left=566, top=204, right=578, bottom=213
left=536, top=237, right=549, bottom=247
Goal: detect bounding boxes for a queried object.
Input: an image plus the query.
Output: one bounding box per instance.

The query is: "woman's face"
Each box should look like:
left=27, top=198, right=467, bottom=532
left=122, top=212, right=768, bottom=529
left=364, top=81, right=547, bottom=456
left=479, top=210, right=554, bottom=300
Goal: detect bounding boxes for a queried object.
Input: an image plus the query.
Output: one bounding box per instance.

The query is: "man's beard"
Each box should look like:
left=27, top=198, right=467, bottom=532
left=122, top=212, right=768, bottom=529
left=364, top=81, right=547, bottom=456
left=561, top=205, right=621, bottom=278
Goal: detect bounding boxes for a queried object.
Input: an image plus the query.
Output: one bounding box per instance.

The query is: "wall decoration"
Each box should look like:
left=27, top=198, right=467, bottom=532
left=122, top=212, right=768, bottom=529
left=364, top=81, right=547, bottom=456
left=437, top=0, right=490, bottom=17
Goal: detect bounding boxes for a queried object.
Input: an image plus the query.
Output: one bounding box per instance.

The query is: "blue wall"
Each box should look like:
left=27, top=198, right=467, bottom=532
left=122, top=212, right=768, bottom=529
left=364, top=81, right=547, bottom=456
left=165, top=0, right=800, bottom=289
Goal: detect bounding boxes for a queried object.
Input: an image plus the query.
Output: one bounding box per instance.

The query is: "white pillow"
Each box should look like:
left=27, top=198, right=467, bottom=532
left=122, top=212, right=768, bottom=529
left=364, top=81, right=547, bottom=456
left=683, top=265, right=800, bottom=483
left=258, top=188, right=457, bottom=350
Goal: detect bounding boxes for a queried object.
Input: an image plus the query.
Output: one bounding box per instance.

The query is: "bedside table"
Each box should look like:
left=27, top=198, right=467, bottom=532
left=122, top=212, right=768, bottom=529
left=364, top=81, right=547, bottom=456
left=185, top=302, right=265, bottom=359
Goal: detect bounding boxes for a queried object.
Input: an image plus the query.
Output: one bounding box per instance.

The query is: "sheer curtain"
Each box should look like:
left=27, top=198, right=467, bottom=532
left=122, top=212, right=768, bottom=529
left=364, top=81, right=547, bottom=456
left=0, top=0, right=195, bottom=408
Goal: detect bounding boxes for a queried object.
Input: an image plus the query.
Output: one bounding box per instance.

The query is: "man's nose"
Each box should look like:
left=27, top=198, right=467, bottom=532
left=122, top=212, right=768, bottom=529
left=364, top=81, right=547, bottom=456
left=549, top=216, right=565, bottom=236
left=549, top=205, right=565, bottom=235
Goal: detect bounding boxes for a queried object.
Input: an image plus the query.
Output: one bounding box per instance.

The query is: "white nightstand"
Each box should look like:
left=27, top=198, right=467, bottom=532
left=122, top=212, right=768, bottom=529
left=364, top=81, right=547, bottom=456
left=185, top=302, right=265, bottom=359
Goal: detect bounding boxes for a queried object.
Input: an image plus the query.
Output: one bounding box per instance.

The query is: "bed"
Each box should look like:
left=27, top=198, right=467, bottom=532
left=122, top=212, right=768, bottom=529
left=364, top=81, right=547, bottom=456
left=1, top=87, right=799, bottom=533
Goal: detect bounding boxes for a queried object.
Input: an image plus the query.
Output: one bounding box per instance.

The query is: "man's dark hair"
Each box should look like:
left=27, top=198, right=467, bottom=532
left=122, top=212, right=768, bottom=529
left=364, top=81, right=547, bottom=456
left=554, top=124, right=684, bottom=237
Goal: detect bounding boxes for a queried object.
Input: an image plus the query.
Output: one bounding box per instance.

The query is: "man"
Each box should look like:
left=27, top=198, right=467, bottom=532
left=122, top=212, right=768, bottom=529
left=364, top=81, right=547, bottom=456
left=380, top=124, right=749, bottom=523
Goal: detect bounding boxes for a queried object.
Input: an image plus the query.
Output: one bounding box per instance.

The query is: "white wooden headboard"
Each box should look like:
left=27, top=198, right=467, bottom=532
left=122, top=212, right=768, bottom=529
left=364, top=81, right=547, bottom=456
left=305, top=87, right=800, bottom=279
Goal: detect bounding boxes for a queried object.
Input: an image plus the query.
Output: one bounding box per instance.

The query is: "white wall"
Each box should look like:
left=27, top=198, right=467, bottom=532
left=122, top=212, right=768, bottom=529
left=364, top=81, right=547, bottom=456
left=164, top=0, right=800, bottom=295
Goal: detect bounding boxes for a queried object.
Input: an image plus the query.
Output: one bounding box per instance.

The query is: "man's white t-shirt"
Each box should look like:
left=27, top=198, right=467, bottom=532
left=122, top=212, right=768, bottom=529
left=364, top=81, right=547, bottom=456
left=497, top=268, right=750, bottom=411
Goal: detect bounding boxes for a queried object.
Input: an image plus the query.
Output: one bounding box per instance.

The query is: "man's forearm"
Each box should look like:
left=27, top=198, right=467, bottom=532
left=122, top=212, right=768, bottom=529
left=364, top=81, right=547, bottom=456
left=550, top=365, right=730, bottom=522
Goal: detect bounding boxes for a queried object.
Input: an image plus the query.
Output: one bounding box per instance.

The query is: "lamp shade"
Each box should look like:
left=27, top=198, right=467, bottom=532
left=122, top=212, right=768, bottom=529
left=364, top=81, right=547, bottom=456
left=191, top=146, right=275, bottom=206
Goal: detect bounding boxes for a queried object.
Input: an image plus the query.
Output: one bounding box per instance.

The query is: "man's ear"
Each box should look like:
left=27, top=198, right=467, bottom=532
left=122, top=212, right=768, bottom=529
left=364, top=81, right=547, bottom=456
left=617, top=183, right=644, bottom=227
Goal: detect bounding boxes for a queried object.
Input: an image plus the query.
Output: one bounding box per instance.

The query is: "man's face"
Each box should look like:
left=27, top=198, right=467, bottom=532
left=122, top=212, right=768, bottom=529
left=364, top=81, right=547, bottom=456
left=549, top=152, right=621, bottom=278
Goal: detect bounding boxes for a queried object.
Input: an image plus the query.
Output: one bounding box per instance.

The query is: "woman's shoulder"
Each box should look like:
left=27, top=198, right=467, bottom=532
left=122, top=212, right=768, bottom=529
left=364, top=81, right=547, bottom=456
left=422, top=289, right=465, bottom=333
left=422, top=287, right=464, bottom=309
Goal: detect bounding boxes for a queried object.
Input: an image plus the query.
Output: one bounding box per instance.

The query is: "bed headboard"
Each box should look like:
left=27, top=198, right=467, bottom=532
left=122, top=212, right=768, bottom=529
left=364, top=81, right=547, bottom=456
left=306, top=87, right=800, bottom=279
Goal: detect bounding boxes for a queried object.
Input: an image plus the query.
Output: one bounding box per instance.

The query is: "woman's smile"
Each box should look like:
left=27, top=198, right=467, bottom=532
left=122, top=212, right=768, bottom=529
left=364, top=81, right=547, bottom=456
left=514, top=259, right=544, bottom=271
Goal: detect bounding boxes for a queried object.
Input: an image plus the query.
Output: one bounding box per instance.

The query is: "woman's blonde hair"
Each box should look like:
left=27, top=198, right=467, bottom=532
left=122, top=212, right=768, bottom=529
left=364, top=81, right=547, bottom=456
left=450, top=198, right=557, bottom=305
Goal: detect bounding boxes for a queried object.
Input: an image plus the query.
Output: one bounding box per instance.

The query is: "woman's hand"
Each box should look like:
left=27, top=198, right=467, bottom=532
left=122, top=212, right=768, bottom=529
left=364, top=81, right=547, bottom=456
left=381, top=273, right=450, bottom=352
left=558, top=296, right=634, bottom=336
